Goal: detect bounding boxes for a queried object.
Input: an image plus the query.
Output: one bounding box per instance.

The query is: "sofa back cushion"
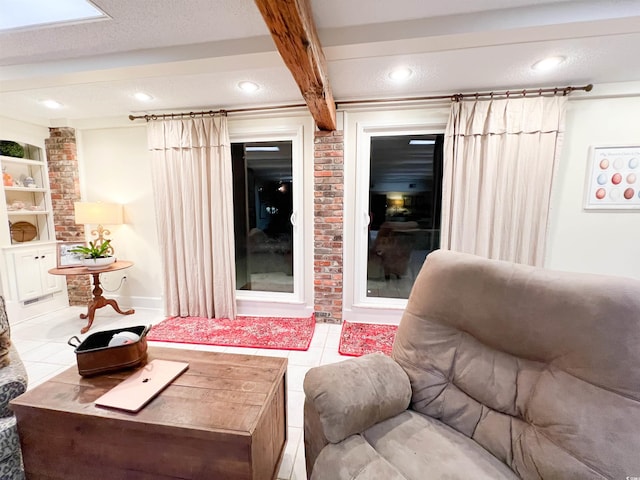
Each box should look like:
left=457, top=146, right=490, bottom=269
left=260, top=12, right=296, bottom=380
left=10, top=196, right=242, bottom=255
left=392, top=250, right=640, bottom=479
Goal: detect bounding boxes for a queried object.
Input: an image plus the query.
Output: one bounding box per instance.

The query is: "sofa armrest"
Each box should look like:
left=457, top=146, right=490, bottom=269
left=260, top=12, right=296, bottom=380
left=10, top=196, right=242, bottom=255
left=303, top=397, right=329, bottom=479
left=303, top=353, right=411, bottom=444
left=0, top=346, right=28, bottom=418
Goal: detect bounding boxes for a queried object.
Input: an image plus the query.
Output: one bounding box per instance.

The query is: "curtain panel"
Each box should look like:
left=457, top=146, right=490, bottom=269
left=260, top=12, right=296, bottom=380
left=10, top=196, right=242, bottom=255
left=442, top=95, right=567, bottom=266
left=148, top=116, right=236, bottom=319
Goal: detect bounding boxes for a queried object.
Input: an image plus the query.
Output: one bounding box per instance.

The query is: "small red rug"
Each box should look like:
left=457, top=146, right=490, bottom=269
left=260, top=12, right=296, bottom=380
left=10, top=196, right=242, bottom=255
left=338, top=321, right=398, bottom=357
left=147, top=314, right=315, bottom=351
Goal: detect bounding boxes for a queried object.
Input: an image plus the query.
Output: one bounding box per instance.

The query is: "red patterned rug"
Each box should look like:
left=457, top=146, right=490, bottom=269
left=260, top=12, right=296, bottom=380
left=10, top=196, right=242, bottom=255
left=147, top=314, right=315, bottom=351
left=338, top=321, right=398, bottom=357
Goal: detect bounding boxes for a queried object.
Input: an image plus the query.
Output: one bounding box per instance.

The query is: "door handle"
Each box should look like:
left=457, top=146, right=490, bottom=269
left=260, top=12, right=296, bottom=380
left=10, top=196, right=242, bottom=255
left=290, top=212, right=297, bottom=226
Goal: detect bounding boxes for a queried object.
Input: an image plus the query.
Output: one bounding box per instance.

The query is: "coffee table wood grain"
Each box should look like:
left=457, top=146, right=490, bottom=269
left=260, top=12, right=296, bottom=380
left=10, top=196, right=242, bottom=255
left=10, top=347, right=288, bottom=480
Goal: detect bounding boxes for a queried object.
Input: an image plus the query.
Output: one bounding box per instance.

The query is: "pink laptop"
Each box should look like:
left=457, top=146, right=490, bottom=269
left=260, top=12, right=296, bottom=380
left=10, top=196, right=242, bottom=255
left=95, top=359, right=189, bottom=412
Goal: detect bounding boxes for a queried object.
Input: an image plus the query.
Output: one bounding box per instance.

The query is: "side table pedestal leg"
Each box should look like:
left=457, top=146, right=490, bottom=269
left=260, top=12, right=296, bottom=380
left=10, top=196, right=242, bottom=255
left=78, top=273, right=135, bottom=334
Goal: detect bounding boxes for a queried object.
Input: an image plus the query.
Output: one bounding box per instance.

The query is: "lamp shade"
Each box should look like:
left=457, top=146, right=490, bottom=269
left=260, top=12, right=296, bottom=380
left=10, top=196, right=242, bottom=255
left=74, top=202, right=123, bottom=225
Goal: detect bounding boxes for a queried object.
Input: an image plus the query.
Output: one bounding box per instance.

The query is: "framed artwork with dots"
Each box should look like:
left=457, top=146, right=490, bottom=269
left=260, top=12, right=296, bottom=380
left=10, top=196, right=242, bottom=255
left=584, top=145, right=640, bottom=210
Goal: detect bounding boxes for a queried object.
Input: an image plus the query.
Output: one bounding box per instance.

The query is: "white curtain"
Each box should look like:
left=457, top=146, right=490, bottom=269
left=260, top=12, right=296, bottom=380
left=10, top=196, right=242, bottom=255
left=148, top=115, right=236, bottom=319
left=441, top=95, right=567, bottom=266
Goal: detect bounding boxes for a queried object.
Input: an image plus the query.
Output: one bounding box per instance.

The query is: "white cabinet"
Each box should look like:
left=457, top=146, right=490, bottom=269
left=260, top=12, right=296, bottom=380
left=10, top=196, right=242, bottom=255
left=13, top=246, right=61, bottom=301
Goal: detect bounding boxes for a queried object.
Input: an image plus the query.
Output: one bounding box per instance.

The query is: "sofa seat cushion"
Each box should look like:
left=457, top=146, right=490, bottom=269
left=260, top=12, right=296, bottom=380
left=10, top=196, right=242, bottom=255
left=311, top=435, right=407, bottom=480
left=312, top=410, right=518, bottom=480
left=365, top=410, right=519, bottom=480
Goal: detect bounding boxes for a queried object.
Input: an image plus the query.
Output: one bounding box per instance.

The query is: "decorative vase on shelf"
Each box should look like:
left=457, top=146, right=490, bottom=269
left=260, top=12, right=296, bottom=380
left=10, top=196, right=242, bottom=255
left=3, top=170, right=13, bottom=187
left=82, top=256, right=116, bottom=270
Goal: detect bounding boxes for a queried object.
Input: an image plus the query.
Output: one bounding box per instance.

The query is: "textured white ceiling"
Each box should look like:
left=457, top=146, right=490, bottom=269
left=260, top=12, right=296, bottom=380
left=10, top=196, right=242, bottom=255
left=0, top=0, right=639, bottom=127
left=0, top=0, right=270, bottom=64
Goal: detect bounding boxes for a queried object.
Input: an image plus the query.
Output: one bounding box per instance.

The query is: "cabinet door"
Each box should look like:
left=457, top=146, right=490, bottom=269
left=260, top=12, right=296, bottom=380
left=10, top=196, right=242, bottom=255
left=14, top=250, right=42, bottom=301
left=39, top=248, right=61, bottom=295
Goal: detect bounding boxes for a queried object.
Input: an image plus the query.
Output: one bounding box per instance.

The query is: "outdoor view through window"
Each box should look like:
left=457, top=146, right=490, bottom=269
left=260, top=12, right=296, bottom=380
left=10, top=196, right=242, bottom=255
left=367, top=134, right=443, bottom=299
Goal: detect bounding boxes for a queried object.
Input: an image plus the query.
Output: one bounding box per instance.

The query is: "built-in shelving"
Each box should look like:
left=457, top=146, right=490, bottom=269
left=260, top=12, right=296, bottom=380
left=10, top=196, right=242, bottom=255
left=0, top=138, right=67, bottom=322
left=1, top=147, right=53, bottom=245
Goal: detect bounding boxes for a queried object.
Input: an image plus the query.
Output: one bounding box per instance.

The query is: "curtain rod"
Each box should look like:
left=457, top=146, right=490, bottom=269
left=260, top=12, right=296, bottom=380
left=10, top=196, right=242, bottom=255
left=128, top=83, right=593, bottom=121
left=128, top=102, right=308, bottom=121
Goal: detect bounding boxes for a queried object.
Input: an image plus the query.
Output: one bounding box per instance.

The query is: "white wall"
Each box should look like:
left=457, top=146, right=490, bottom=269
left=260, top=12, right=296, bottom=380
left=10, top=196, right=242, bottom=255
left=77, top=126, right=162, bottom=308
left=0, top=116, right=49, bottom=146
left=546, top=82, right=640, bottom=280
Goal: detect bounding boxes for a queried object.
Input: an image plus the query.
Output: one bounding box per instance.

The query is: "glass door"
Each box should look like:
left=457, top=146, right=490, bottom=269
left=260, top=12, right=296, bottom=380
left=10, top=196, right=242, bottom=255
left=366, top=134, right=443, bottom=299
left=232, top=140, right=295, bottom=294
left=350, top=128, right=444, bottom=316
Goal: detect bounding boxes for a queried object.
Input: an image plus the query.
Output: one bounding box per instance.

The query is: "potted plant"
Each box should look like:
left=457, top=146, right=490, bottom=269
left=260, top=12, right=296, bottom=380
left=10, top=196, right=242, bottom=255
left=70, top=240, right=116, bottom=270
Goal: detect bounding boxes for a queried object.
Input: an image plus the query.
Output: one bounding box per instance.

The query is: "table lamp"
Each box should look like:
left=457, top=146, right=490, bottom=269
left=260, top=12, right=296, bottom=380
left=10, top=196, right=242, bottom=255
left=74, top=202, right=124, bottom=255
left=389, top=198, right=404, bottom=214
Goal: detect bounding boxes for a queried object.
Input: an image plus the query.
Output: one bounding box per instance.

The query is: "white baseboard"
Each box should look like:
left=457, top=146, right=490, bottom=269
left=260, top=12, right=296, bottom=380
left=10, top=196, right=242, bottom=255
left=91, top=295, right=317, bottom=318
left=342, top=306, right=403, bottom=325
left=106, top=295, right=163, bottom=310
left=237, top=299, right=314, bottom=318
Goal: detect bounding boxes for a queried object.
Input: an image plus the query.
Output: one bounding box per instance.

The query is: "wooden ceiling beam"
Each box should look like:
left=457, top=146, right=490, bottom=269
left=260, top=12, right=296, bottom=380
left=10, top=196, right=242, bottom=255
left=254, top=0, right=337, bottom=131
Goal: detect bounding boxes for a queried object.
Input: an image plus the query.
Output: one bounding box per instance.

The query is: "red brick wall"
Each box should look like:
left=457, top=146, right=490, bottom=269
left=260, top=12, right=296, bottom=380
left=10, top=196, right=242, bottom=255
left=45, top=127, right=90, bottom=305
left=314, top=130, right=344, bottom=323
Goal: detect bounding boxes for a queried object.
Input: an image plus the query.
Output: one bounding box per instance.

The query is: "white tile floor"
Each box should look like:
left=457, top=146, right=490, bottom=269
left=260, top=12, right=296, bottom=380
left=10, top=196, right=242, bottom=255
left=10, top=306, right=349, bottom=480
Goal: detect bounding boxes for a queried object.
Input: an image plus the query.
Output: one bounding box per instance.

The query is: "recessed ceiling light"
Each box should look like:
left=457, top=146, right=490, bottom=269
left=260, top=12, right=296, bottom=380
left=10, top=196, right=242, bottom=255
left=133, top=92, right=153, bottom=101
left=246, top=146, right=280, bottom=152
left=532, top=56, right=566, bottom=72
left=389, top=67, right=412, bottom=81
left=41, top=99, right=63, bottom=109
left=238, top=81, right=260, bottom=93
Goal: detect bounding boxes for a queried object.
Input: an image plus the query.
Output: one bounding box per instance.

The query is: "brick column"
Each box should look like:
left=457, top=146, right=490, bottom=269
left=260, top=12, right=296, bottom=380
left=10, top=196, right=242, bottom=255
left=45, top=127, right=90, bottom=305
left=314, top=130, right=344, bottom=323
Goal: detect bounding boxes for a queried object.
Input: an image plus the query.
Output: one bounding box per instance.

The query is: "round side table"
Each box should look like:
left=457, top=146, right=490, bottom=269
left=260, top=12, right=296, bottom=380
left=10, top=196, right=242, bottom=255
left=49, top=260, right=135, bottom=334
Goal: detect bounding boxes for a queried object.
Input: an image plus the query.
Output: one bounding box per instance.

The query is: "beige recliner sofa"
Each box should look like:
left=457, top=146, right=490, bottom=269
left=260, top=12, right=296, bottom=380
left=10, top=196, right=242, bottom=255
left=304, top=250, right=640, bottom=479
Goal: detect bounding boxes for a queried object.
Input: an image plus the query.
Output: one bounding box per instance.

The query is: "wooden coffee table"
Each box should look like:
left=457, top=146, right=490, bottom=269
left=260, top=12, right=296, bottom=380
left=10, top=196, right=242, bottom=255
left=11, top=347, right=287, bottom=480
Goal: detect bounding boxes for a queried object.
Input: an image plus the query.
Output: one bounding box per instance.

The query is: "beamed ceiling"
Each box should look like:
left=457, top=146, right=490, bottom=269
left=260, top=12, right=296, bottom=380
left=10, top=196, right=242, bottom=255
left=1, top=0, right=639, bottom=129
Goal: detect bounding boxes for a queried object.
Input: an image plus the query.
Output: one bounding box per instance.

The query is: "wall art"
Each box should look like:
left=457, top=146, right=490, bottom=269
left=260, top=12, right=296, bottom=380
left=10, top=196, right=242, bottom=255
left=584, top=145, right=640, bottom=210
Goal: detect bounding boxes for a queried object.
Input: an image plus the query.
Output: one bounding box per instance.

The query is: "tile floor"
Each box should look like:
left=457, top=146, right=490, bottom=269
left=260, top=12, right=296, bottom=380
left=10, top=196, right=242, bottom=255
left=10, top=306, right=350, bottom=480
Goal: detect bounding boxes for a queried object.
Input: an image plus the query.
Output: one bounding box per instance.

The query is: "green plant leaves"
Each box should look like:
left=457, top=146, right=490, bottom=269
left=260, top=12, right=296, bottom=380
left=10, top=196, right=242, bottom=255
left=70, top=239, right=112, bottom=258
